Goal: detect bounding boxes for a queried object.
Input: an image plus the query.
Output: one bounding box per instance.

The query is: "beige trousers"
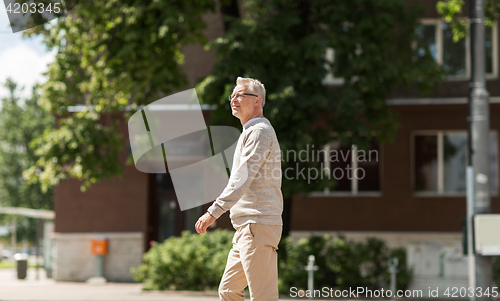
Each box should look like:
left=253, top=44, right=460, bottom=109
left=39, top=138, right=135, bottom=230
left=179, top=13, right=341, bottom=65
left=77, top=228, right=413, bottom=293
left=219, top=223, right=282, bottom=301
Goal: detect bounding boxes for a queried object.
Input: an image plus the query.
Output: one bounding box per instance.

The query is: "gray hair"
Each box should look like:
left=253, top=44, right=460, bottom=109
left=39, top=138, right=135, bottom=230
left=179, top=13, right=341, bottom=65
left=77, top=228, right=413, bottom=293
left=236, top=77, right=266, bottom=107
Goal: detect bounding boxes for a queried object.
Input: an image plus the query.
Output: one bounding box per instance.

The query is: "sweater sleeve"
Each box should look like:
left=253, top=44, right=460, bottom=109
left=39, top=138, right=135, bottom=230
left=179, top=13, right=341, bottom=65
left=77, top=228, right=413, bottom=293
left=207, top=127, right=271, bottom=219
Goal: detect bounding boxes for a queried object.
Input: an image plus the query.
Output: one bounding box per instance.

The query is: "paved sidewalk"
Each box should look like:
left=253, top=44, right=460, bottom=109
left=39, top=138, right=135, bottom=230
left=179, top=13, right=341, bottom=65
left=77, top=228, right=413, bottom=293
left=0, top=268, right=299, bottom=301
left=0, top=268, right=223, bottom=301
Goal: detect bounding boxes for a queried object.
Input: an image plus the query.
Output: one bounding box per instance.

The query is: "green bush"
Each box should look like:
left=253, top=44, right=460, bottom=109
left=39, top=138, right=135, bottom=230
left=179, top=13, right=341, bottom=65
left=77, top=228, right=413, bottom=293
left=494, top=256, right=500, bottom=286
left=278, top=235, right=334, bottom=294
left=130, top=229, right=233, bottom=290
left=131, top=231, right=413, bottom=293
left=278, top=235, right=413, bottom=294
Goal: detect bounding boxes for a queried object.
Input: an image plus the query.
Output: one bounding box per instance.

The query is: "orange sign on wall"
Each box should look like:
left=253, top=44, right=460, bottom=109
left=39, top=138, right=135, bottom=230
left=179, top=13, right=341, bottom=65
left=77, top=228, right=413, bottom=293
left=91, top=239, right=108, bottom=255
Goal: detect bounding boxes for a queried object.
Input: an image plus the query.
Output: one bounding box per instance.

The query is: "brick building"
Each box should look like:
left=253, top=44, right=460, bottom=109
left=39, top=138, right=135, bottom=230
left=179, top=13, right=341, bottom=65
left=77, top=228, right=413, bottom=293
left=51, top=0, right=499, bottom=290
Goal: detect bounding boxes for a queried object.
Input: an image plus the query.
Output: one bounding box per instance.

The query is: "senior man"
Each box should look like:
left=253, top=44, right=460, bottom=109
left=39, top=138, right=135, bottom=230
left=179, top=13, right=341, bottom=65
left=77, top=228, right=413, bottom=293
left=195, top=77, right=283, bottom=301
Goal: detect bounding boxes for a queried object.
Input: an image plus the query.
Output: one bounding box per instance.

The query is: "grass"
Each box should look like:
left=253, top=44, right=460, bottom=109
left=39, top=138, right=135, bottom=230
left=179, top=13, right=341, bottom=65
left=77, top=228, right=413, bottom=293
left=0, top=260, right=13, bottom=269
left=0, top=260, right=43, bottom=269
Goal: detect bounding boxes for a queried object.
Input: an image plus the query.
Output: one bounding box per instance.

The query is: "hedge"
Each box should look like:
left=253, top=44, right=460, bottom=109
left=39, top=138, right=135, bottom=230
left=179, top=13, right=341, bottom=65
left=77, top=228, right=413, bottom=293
left=277, top=235, right=412, bottom=294
left=130, top=229, right=233, bottom=290
left=131, top=229, right=416, bottom=293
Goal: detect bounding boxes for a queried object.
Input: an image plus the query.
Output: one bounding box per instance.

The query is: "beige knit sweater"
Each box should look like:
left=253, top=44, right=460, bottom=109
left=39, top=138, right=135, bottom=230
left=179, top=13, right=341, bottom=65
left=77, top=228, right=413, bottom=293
left=207, top=118, right=283, bottom=228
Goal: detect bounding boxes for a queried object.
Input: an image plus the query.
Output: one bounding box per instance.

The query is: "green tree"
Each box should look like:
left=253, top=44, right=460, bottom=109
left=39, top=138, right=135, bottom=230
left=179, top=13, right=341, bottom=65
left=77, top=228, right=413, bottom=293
left=196, top=0, right=444, bottom=235
left=0, top=79, right=54, bottom=244
left=22, top=0, right=444, bottom=237
left=437, top=0, right=500, bottom=41
left=23, top=0, right=216, bottom=192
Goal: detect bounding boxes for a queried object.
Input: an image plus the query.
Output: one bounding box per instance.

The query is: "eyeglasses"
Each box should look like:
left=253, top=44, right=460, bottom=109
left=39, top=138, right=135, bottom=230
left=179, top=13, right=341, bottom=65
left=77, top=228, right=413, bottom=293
left=228, top=93, right=258, bottom=102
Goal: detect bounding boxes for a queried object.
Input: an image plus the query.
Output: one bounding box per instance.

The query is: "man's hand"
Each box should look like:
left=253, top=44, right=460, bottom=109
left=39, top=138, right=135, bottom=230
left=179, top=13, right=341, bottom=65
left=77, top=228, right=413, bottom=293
left=195, top=212, right=216, bottom=234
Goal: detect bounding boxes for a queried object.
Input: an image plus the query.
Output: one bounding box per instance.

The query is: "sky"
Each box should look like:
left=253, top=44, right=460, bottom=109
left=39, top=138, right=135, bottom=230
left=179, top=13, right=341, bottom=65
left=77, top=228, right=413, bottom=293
left=0, top=6, right=57, bottom=100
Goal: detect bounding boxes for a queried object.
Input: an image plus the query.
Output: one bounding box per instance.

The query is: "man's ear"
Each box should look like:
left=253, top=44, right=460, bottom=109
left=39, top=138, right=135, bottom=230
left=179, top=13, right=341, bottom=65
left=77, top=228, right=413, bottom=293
left=255, top=96, right=261, bottom=107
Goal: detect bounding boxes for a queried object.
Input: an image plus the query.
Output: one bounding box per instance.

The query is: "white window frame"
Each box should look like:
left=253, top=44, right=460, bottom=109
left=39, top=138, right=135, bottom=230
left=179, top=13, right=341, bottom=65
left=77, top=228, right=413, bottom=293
left=411, top=130, right=499, bottom=197
left=309, top=142, right=382, bottom=197
left=322, top=44, right=362, bottom=86
left=322, top=48, right=345, bottom=86
left=418, top=19, right=498, bottom=80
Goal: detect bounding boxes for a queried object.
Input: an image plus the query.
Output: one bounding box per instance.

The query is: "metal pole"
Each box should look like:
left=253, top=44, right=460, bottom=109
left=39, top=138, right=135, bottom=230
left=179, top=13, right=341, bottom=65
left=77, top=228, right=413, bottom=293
left=304, top=255, right=318, bottom=300
left=390, top=271, right=396, bottom=298
left=388, top=257, right=399, bottom=300
left=466, top=166, right=476, bottom=301
left=469, top=0, right=493, bottom=299
left=307, top=255, right=314, bottom=294
left=96, top=255, right=104, bottom=278
left=36, top=219, right=40, bottom=280
left=11, top=215, right=16, bottom=279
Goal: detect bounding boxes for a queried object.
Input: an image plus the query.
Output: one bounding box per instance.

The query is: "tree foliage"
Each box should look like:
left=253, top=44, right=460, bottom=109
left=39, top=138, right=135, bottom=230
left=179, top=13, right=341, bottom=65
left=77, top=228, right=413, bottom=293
left=23, top=0, right=443, bottom=196
left=196, top=0, right=444, bottom=197
left=23, top=0, right=215, bottom=191
left=437, top=0, right=500, bottom=42
left=0, top=79, right=54, bottom=243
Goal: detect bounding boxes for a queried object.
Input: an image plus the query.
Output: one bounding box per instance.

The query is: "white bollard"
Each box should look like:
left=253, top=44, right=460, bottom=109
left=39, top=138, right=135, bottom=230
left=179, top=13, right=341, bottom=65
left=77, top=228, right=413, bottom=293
left=388, top=257, right=399, bottom=299
left=304, top=255, right=319, bottom=300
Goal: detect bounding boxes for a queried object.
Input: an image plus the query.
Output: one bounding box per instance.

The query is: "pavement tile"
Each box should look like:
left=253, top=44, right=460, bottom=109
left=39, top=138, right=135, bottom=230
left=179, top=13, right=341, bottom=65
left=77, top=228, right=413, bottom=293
left=0, top=268, right=304, bottom=301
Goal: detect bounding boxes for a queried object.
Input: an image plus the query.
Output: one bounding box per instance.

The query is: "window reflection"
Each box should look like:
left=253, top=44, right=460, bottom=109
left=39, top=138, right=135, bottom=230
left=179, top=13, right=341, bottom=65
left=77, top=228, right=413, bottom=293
left=415, top=20, right=496, bottom=77
left=416, top=24, right=437, bottom=60
left=486, top=25, right=493, bottom=74
left=415, top=135, right=438, bottom=191
left=442, top=22, right=466, bottom=76
left=443, top=134, right=466, bottom=192
left=414, top=132, right=498, bottom=195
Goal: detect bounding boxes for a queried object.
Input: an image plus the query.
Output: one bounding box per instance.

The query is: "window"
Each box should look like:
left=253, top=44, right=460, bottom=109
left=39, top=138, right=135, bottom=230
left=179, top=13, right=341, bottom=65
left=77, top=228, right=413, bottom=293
left=416, top=19, right=498, bottom=79
left=312, top=140, right=381, bottom=196
left=413, top=131, right=498, bottom=195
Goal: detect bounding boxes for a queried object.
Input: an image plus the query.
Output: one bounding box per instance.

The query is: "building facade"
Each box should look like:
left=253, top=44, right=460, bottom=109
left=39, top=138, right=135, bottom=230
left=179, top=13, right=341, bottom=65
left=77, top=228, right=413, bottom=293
left=51, top=0, right=498, bottom=290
